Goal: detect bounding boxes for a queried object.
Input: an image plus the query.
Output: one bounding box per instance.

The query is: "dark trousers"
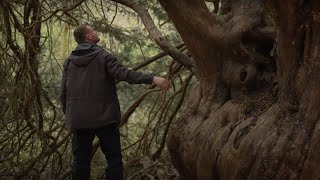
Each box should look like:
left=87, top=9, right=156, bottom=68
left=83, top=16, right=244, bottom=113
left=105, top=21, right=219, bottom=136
left=72, top=123, right=123, bottom=180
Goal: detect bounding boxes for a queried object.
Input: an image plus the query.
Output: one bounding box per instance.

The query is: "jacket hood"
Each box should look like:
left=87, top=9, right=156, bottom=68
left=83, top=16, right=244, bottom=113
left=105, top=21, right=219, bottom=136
left=70, top=43, right=103, bottom=66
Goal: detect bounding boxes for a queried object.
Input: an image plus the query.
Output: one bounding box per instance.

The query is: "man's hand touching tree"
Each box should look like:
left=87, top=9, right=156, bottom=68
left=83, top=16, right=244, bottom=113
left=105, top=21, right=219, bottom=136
left=153, top=77, right=170, bottom=91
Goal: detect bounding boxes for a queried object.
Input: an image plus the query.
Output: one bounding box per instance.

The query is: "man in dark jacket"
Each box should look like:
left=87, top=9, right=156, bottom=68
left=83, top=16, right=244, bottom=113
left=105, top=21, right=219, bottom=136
left=59, top=25, right=170, bottom=180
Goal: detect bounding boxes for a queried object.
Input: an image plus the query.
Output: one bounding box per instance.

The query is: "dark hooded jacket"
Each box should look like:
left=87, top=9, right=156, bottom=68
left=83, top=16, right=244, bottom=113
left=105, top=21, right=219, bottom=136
left=59, top=43, right=153, bottom=130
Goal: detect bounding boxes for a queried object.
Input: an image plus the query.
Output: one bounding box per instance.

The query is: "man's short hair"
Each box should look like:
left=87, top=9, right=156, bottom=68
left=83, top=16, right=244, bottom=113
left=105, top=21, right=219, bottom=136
left=74, top=25, right=89, bottom=44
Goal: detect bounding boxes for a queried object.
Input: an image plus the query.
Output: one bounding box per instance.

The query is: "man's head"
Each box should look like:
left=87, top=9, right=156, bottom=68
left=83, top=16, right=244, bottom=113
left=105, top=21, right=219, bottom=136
left=73, top=25, right=100, bottom=44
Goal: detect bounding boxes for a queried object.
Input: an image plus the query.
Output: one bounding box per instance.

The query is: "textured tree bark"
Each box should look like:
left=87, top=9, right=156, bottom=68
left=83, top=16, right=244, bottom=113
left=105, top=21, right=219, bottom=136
left=158, top=0, right=320, bottom=179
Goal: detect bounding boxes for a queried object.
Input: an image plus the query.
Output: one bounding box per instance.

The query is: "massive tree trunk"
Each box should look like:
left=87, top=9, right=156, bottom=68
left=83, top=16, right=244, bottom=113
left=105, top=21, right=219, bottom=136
left=158, top=0, right=320, bottom=179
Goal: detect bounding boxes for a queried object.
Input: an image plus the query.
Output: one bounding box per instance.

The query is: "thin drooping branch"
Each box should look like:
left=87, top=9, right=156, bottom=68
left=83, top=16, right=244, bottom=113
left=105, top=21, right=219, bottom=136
left=112, top=0, right=195, bottom=74
left=120, top=89, right=160, bottom=127
left=132, top=43, right=185, bottom=71
left=25, top=0, right=86, bottom=28
left=152, top=74, right=193, bottom=160
left=1, top=1, right=73, bottom=178
left=0, top=1, right=23, bottom=60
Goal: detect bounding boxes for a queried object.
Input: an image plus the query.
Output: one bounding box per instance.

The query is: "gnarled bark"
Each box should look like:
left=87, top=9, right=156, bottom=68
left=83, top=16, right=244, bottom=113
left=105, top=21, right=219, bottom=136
left=158, top=0, right=320, bottom=179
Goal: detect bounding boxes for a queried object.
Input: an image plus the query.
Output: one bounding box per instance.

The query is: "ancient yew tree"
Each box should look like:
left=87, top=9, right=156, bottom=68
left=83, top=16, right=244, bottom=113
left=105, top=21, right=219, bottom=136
left=156, top=0, right=320, bottom=179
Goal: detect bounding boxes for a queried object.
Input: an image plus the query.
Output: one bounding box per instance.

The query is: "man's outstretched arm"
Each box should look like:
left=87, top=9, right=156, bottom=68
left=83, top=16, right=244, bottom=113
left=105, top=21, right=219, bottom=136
left=105, top=53, right=170, bottom=90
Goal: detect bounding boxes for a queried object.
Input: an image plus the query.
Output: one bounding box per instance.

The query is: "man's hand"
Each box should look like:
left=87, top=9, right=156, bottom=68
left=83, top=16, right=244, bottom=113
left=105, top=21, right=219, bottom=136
left=153, top=77, right=170, bottom=91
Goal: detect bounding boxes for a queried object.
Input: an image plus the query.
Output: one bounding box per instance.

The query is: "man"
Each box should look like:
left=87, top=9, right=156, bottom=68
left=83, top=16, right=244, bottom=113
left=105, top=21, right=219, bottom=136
left=59, top=25, right=170, bottom=180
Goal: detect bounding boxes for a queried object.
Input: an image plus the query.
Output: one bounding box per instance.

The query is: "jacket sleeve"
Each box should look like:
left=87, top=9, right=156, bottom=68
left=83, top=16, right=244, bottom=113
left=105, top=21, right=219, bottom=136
left=59, top=59, right=69, bottom=114
left=105, top=53, right=154, bottom=84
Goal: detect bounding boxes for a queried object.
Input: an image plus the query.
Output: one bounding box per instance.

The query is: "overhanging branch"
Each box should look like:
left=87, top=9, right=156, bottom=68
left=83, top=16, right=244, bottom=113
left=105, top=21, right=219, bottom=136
left=112, top=0, right=195, bottom=74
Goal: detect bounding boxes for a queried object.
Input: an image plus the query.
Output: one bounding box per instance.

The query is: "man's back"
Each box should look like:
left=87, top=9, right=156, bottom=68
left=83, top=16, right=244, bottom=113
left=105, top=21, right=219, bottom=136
left=64, top=43, right=120, bottom=129
left=60, top=43, right=153, bottom=130
left=60, top=25, right=170, bottom=180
